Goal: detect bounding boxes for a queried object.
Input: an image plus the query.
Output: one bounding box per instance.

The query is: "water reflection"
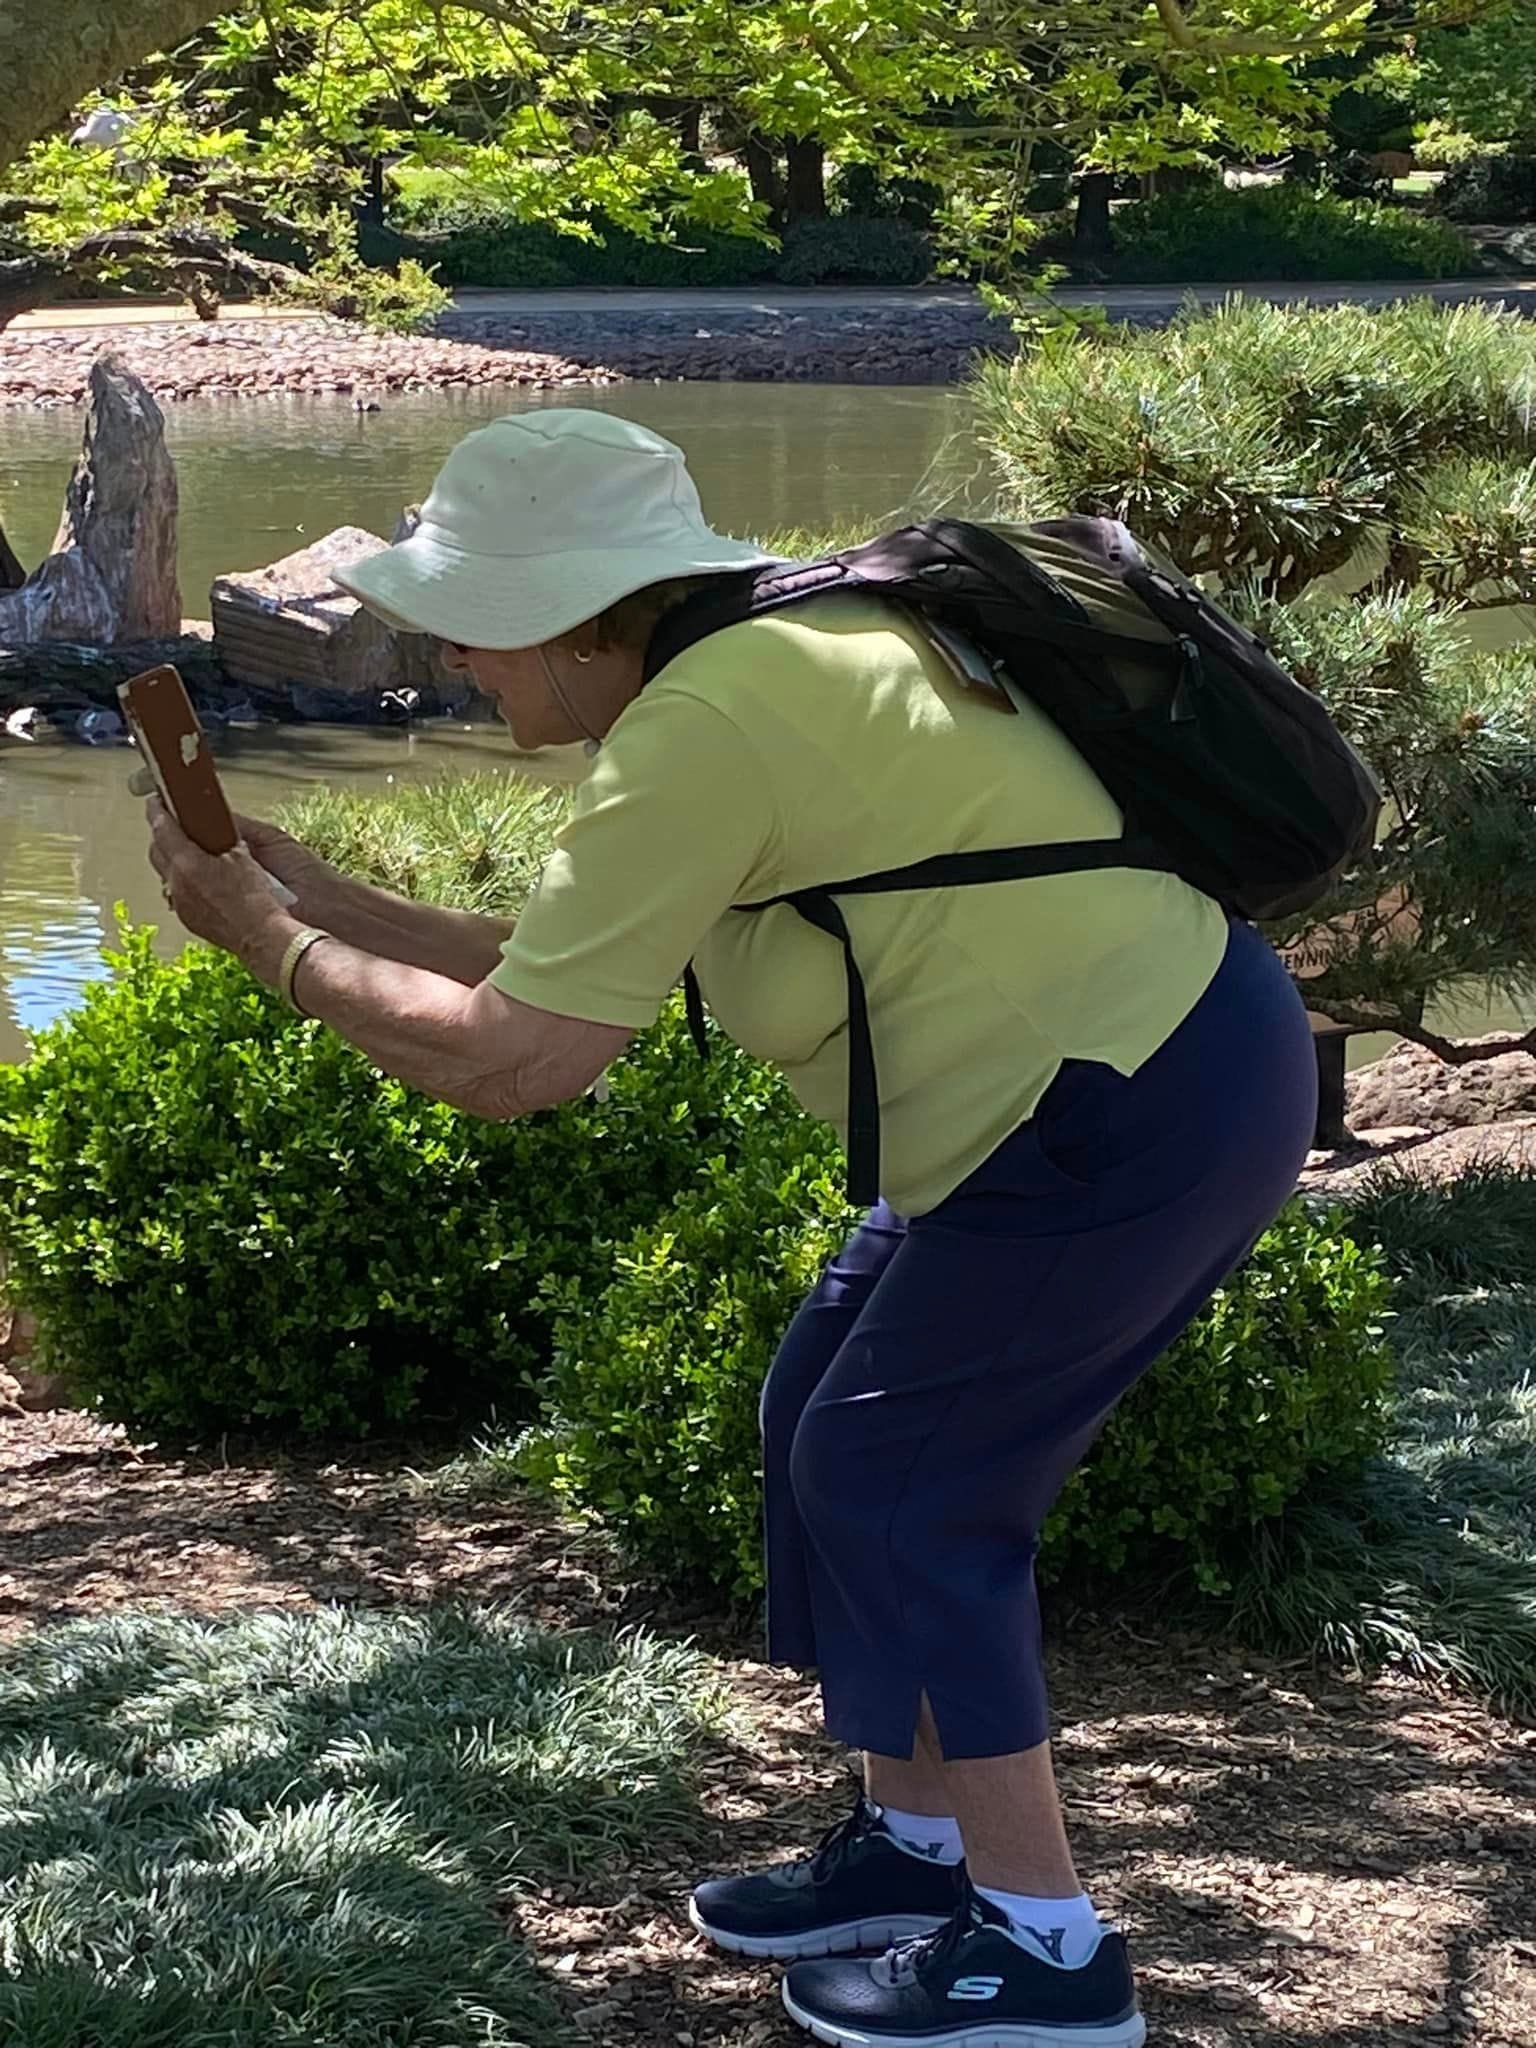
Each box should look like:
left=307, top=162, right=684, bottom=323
left=0, top=720, right=515, bottom=1064
left=0, top=830, right=108, bottom=1047
left=2, top=384, right=975, bottom=610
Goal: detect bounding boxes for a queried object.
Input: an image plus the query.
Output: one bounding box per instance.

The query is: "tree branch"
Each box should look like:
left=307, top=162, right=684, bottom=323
left=0, top=0, right=221, bottom=175
left=0, top=225, right=321, bottom=334
left=1152, top=0, right=1198, bottom=52
left=1295, top=992, right=1536, bottom=1064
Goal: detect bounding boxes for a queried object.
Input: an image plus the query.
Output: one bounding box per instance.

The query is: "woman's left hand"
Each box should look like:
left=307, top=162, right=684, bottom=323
left=146, top=797, right=288, bottom=966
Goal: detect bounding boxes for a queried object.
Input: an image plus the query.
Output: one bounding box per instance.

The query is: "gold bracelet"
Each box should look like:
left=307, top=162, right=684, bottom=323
left=278, top=926, right=332, bottom=1016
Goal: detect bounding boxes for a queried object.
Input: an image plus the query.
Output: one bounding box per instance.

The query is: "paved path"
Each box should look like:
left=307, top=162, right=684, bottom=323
left=12, top=275, right=1536, bottom=333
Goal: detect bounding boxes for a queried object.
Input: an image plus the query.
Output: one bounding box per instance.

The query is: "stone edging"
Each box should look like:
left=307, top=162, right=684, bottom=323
left=0, top=303, right=1013, bottom=407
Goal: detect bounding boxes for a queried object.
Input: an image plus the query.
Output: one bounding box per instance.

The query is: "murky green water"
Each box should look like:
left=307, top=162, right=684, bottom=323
left=0, top=382, right=971, bottom=1061
left=1, top=383, right=974, bottom=609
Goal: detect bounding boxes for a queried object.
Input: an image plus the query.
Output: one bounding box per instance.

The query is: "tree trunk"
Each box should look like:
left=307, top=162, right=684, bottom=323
left=785, top=137, right=828, bottom=225
left=1312, top=1032, right=1352, bottom=1150
left=0, top=518, right=24, bottom=594
left=744, top=133, right=785, bottom=229
left=0, top=252, right=61, bottom=335
left=359, top=154, right=387, bottom=228
left=0, top=0, right=222, bottom=173
left=1072, top=172, right=1115, bottom=267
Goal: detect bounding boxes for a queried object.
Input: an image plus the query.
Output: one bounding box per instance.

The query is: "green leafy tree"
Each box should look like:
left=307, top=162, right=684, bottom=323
left=0, top=0, right=1498, bottom=324
left=1406, top=0, right=1536, bottom=150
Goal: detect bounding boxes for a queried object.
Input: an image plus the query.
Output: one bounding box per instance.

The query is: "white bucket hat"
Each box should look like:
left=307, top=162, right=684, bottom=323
left=334, top=409, right=777, bottom=650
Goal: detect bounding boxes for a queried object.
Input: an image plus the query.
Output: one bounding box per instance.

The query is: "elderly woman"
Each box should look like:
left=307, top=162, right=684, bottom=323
left=148, top=409, right=1316, bottom=2048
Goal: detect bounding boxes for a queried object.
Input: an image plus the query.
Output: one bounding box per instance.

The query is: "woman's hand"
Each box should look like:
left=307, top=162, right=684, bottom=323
left=233, top=811, right=341, bottom=919
left=147, top=798, right=295, bottom=974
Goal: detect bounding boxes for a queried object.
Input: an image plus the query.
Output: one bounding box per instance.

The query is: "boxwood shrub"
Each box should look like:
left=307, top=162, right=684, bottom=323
left=0, top=924, right=815, bottom=1436
left=1109, top=183, right=1476, bottom=282
left=535, top=1183, right=1394, bottom=1600
left=775, top=217, right=933, bottom=286
left=527, top=1135, right=853, bottom=1600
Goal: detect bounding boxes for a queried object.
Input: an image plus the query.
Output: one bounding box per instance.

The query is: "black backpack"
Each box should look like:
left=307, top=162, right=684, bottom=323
left=643, top=516, right=1381, bottom=1205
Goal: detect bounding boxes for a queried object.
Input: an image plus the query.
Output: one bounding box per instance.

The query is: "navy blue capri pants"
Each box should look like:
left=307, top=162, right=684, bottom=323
left=761, top=918, right=1317, bottom=1762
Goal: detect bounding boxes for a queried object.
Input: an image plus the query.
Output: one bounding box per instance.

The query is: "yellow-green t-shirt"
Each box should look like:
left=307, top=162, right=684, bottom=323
left=490, top=593, right=1229, bottom=1216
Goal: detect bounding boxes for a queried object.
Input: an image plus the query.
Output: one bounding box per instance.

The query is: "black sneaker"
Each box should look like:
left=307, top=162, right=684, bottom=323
left=689, top=1795, right=965, bottom=1961
left=781, top=1884, right=1146, bottom=2048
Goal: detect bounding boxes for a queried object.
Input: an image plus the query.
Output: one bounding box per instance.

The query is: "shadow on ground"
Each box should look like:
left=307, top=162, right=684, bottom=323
left=2, top=1409, right=1534, bottom=2046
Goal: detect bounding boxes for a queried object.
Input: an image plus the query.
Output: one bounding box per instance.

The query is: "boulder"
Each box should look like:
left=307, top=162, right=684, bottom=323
left=211, top=525, right=437, bottom=707
left=0, top=353, right=180, bottom=644
left=0, top=1305, right=65, bottom=1410
left=1301, top=1119, right=1536, bottom=1201
left=1345, top=1034, right=1536, bottom=1133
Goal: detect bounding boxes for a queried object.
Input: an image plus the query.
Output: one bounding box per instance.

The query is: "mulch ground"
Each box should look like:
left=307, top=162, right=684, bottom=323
left=3, top=1404, right=1534, bottom=2048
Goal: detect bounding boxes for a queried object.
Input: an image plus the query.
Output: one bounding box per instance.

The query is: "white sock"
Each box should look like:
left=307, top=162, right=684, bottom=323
left=974, top=1885, right=1102, bottom=1969
left=873, top=1803, right=965, bottom=1866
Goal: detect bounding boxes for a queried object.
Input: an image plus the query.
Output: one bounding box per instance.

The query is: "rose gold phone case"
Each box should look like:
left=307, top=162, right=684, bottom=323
left=118, top=665, right=238, bottom=855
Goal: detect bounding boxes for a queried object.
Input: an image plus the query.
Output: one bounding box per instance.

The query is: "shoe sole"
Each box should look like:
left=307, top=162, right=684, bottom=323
left=687, top=1899, right=950, bottom=1962
left=780, top=1979, right=1149, bottom=2048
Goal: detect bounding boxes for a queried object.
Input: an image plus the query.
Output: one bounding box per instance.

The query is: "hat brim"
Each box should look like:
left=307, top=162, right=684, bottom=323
left=333, top=525, right=778, bottom=649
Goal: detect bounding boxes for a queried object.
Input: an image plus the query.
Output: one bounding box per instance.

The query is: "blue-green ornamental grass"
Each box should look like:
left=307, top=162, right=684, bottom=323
left=0, top=1608, right=719, bottom=2047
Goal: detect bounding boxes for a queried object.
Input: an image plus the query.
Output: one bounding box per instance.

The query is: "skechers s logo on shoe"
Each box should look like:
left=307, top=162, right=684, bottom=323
left=947, top=1976, right=1004, bottom=2002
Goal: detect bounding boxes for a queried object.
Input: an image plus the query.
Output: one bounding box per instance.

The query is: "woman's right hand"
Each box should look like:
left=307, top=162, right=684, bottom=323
left=233, top=813, right=340, bottom=916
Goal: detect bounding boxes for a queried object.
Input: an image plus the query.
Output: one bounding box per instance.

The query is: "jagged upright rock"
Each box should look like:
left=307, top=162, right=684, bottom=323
left=0, top=352, right=181, bottom=644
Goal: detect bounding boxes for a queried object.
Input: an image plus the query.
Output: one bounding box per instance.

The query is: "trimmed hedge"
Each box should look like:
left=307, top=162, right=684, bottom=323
left=776, top=216, right=932, bottom=286
left=387, top=192, right=931, bottom=290
left=0, top=922, right=814, bottom=1434
left=535, top=1162, right=1394, bottom=1601
left=1109, top=183, right=1477, bottom=282
left=424, top=220, right=777, bottom=291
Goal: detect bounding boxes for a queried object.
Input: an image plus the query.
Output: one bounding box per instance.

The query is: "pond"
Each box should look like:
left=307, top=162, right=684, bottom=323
left=0, top=377, right=1527, bottom=1075
left=0, top=381, right=972, bottom=1062
left=1, top=382, right=977, bottom=607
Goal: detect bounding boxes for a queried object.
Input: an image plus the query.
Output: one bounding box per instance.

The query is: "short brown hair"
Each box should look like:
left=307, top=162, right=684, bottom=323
left=560, top=575, right=724, bottom=657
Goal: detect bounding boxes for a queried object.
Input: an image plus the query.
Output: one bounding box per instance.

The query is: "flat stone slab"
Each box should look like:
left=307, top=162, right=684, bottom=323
left=211, top=525, right=435, bottom=701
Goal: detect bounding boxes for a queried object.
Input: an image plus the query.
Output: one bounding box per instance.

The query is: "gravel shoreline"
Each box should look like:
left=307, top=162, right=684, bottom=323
left=0, top=302, right=1012, bottom=406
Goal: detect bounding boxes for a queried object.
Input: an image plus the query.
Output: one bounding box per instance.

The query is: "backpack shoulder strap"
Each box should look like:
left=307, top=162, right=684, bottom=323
left=644, top=521, right=1177, bottom=686
left=643, top=557, right=853, bottom=682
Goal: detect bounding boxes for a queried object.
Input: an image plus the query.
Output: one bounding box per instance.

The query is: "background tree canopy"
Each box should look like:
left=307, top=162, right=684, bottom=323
left=0, top=0, right=1506, bottom=325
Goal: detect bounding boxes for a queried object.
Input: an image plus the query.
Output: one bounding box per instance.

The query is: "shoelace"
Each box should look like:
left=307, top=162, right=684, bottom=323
left=876, top=1889, right=983, bottom=1988
left=776, top=1793, right=879, bottom=1891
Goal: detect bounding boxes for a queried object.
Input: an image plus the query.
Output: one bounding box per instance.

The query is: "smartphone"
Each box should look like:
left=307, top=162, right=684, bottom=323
left=118, top=665, right=238, bottom=855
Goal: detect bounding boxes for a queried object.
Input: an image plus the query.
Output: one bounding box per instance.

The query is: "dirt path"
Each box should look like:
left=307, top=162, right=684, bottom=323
left=3, top=1406, right=1534, bottom=2046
